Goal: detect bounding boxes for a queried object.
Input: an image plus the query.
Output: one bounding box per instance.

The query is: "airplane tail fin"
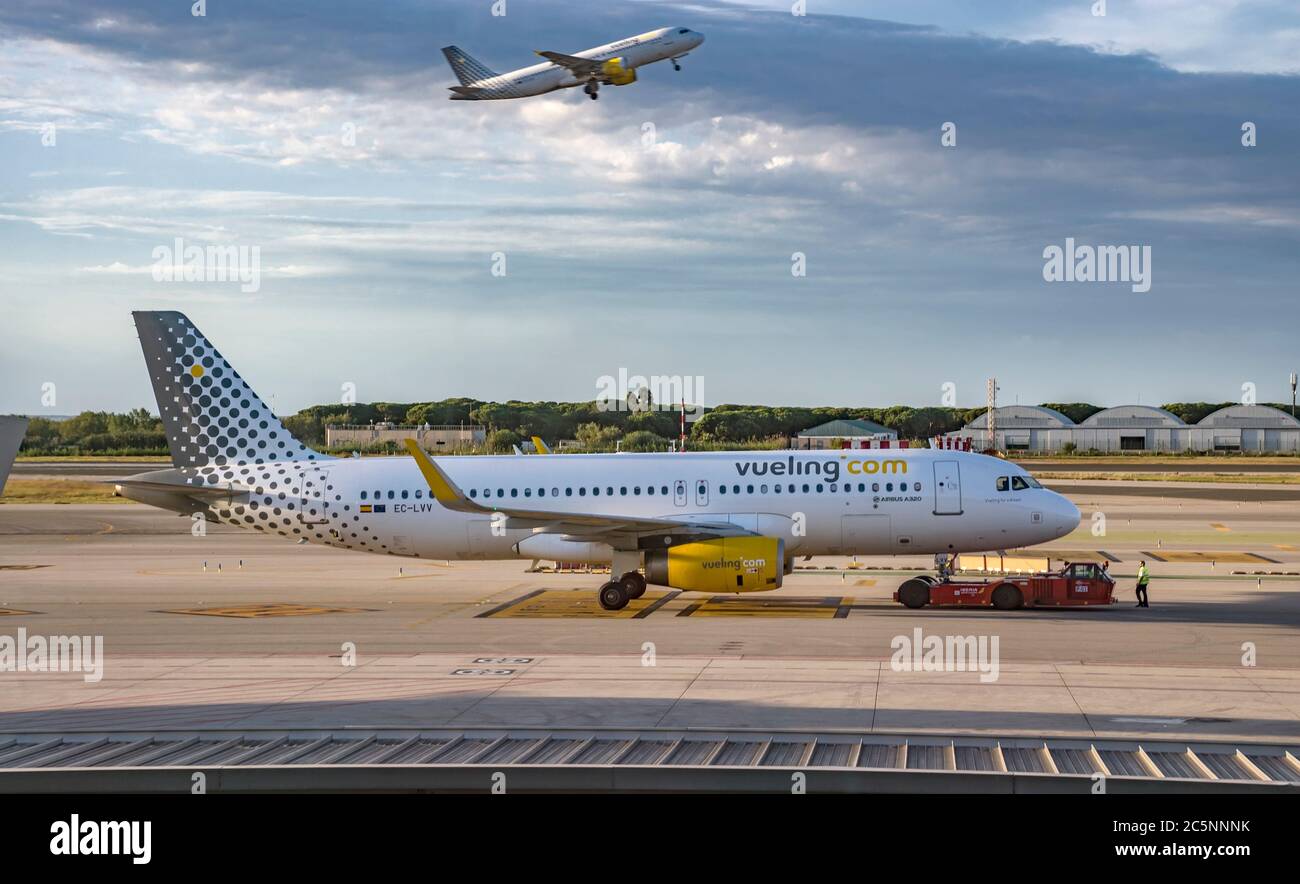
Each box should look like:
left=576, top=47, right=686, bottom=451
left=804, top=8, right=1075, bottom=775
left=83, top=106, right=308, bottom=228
left=132, top=311, right=327, bottom=470
left=441, top=45, right=499, bottom=86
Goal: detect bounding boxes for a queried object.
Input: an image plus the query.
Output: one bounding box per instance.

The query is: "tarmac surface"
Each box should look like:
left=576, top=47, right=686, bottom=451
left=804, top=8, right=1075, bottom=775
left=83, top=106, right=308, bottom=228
left=1, top=483, right=1298, bottom=744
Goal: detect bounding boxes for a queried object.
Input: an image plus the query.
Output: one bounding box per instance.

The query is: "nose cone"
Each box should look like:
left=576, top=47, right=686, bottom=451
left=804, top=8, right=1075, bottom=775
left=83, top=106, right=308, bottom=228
left=692, top=31, right=705, bottom=48
left=1051, top=492, right=1081, bottom=538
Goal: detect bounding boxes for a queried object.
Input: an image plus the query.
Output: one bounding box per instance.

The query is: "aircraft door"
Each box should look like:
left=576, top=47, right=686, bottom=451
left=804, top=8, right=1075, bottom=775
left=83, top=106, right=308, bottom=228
left=674, top=480, right=687, bottom=507
left=694, top=479, right=709, bottom=507
left=933, top=460, right=962, bottom=515
left=299, top=468, right=331, bottom=524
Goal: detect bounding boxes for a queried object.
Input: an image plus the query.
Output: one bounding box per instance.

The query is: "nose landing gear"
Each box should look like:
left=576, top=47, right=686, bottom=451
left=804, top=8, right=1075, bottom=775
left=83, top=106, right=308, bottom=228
left=670, top=57, right=683, bottom=71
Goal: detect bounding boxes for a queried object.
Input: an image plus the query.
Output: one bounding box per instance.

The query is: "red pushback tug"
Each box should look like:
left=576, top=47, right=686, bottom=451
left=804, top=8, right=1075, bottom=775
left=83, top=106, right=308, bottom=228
left=894, top=561, right=1116, bottom=610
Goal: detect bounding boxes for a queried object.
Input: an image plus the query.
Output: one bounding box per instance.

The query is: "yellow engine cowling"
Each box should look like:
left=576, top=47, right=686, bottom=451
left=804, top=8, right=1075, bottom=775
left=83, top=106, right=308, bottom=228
left=601, top=57, right=637, bottom=86
left=644, top=537, right=784, bottom=593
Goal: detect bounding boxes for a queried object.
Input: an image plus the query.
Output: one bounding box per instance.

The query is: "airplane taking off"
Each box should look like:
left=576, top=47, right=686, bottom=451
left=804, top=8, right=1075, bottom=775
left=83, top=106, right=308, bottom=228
left=119, top=312, right=1080, bottom=610
left=441, top=26, right=704, bottom=101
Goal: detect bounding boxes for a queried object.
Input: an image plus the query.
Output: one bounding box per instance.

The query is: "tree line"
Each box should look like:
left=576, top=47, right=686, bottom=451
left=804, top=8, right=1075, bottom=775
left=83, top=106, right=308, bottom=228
left=15, top=400, right=1295, bottom=456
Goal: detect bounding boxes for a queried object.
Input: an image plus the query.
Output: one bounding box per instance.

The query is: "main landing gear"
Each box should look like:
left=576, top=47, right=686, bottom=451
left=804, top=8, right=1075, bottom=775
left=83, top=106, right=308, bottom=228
left=598, top=570, right=647, bottom=611
left=670, top=57, right=683, bottom=71
left=584, top=80, right=600, bottom=100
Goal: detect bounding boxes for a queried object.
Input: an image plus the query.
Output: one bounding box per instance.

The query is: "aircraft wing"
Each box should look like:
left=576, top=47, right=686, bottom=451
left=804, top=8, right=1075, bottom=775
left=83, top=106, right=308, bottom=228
left=535, top=50, right=602, bottom=78
left=404, top=440, right=742, bottom=540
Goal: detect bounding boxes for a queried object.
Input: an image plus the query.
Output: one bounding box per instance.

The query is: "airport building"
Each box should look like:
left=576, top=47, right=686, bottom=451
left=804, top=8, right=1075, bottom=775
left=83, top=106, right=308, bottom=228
left=325, top=423, right=486, bottom=450
left=946, top=404, right=1300, bottom=453
left=794, top=418, right=898, bottom=450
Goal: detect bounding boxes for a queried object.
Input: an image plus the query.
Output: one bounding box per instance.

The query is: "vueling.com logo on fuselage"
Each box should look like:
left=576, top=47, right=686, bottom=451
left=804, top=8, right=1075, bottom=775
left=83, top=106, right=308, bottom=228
left=703, top=558, right=767, bottom=571
left=733, top=456, right=906, bottom=485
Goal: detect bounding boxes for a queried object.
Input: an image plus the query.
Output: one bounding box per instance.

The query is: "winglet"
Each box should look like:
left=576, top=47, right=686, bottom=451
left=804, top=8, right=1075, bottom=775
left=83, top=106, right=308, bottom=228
left=531, top=436, right=552, bottom=455
left=404, top=439, right=486, bottom=513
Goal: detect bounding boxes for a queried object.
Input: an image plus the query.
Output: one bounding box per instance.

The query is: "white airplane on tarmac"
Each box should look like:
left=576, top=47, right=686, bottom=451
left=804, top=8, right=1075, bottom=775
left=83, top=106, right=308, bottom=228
left=441, top=26, right=705, bottom=100
left=118, top=312, right=1080, bottom=611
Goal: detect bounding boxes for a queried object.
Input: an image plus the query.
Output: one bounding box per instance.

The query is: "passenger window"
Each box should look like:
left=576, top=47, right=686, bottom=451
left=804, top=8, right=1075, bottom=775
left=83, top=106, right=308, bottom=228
left=360, top=491, right=367, bottom=500
left=746, top=485, right=754, bottom=494
left=661, top=486, right=669, bottom=495
left=415, top=490, right=422, bottom=499
left=760, top=484, right=768, bottom=493
left=387, top=491, right=395, bottom=499
left=718, top=485, right=726, bottom=494
left=996, top=476, right=1009, bottom=492
left=566, top=488, right=573, bottom=496
left=468, top=490, right=476, bottom=498
left=873, top=483, right=879, bottom=492
left=733, top=484, right=740, bottom=494
left=524, top=488, right=532, bottom=497
left=647, top=486, right=655, bottom=495
left=829, top=483, right=837, bottom=492
left=592, top=487, right=600, bottom=496
left=511, top=488, right=518, bottom=497
left=401, top=490, right=408, bottom=499
left=1012, top=476, right=1030, bottom=491
left=620, top=487, right=627, bottom=495
left=816, top=484, right=823, bottom=493
left=802, top=484, right=810, bottom=493
left=579, top=488, right=586, bottom=496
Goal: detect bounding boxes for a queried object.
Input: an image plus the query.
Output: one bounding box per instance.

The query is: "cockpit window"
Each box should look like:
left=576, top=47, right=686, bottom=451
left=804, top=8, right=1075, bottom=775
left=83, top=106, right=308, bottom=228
left=678, top=28, right=689, bottom=33
left=996, top=476, right=1009, bottom=491
left=1011, top=476, right=1030, bottom=491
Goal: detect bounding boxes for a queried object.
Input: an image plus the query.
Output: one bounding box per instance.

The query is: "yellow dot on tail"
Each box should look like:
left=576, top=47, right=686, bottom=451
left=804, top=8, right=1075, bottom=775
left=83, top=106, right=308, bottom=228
left=190, top=365, right=204, bottom=378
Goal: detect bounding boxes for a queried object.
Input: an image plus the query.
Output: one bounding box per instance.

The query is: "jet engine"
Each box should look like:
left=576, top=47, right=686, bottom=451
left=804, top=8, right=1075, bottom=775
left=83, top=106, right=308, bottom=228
left=601, top=57, right=637, bottom=85
left=644, top=537, right=784, bottom=593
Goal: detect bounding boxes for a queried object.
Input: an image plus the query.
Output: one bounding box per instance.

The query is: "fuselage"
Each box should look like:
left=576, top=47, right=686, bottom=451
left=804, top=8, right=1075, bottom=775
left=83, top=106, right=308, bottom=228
left=470, top=27, right=704, bottom=98
left=149, top=448, right=1079, bottom=563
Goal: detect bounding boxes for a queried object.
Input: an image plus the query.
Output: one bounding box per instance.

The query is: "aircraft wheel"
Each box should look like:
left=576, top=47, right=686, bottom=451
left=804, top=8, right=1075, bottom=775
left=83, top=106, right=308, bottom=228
left=897, top=578, right=931, bottom=609
left=991, top=583, right=1024, bottom=610
left=598, top=581, right=629, bottom=611
left=620, top=571, right=647, bottom=600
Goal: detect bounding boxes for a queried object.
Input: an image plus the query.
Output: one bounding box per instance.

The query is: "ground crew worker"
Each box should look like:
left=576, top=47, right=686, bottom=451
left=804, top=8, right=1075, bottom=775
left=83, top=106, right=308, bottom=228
left=1135, top=560, right=1151, bottom=608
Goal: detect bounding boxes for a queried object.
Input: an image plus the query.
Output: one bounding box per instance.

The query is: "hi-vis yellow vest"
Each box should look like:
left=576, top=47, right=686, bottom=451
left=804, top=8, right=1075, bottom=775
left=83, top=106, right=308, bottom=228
left=1137, top=565, right=1150, bottom=585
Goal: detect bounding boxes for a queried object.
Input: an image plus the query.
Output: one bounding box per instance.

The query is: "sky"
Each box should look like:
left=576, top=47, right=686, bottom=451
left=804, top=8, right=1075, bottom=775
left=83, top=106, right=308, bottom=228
left=0, top=0, right=1297, bottom=416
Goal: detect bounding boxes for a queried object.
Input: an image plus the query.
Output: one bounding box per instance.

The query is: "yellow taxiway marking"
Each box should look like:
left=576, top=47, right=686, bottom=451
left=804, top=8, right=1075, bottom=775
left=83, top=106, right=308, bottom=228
left=161, top=603, right=377, bottom=619
left=1144, top=551, right=1276, bottom=564
left=1275, top=544, right=1298, bottom=551
left=678, top=596, right=854, bottom=619
left=1209, top=523, right=1231, bottom=532
left=0, top=564, right=50, bottom=571
left=478, top=589, right=676, bottom=619
left=0, top=607, right=39, bottom=616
